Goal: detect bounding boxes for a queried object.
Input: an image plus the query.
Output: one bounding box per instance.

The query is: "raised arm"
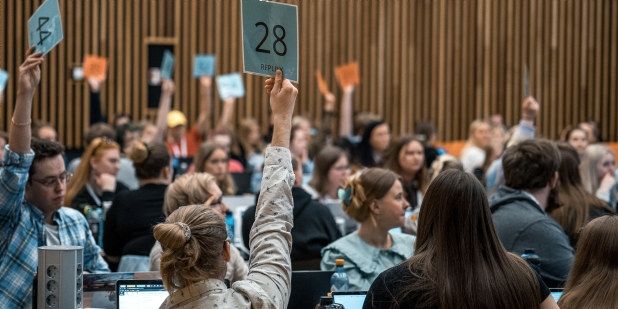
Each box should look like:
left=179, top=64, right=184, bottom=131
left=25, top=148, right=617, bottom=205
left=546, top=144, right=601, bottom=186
left=338, top=85, right=354, bottom=137
left=195, top=76, right=212, bottom=139
left=87, top=76, right=107, bottom=124
left=508, top=96, right=539, bottom=147
left=10, top=48, right=44, bottom=154
left=243, top=70, right=297, bottom=308
left=215, top=97, right=236, bottom=132
left=153, top=80, right=175, bottom=143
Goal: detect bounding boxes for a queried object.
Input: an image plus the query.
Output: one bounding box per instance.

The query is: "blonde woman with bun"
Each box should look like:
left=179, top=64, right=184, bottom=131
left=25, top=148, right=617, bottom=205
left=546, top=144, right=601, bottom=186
left=153, top=70, right=298, bottom=308
left=149, top=172, right=248, bottom=284
left=320, top=168, right=416, bottom=291
left=102, top=141, right=170, bottom=271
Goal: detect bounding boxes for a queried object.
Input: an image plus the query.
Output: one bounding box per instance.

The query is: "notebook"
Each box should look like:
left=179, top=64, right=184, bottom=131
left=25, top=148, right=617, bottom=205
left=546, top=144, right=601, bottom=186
left=116, top=280, right=168, bottom=309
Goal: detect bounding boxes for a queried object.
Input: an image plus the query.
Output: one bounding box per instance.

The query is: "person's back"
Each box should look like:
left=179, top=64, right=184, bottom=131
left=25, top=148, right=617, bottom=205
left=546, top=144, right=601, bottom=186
left=365, top=169, right=555, bottom=309
left=155, top=70, right=298, bottom=308
left=489, top=139, right=573, bottom=287
left=242, top=186, right=341, bottom=269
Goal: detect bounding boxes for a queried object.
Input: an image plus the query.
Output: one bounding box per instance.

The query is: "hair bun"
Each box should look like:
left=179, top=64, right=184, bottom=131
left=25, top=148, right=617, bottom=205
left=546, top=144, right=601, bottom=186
left=153, top=222, right=189, bottom=251
left=129, top=141, right=149, bottom=163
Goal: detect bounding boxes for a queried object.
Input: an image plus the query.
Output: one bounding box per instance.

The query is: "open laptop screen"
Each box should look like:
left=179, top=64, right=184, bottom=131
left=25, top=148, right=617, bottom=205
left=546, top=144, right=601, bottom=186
left=116, top=280, right=168, bottom=309
left=333, top=291, right=367, bottom=309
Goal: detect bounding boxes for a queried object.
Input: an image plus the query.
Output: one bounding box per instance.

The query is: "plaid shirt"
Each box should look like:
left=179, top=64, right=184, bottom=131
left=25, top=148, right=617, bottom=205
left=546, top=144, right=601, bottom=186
left=0, top=146, right=109, bottom=308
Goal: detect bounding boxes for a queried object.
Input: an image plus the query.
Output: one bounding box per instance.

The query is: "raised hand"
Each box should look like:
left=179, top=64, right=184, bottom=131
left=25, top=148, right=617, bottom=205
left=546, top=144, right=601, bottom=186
left=521, top=96, right=540, bottom=122
left=265, top=70, right=297, bottom=121
left=95, top=173, right=117, bottom=192
left=161, top=79, right=175, bottom=96
left=87, top=75, right=106, bottom=92
left=18, top=48, right=44, bottom=95
left=265, top=70, right=298, bottom=148
left=199, top=76, right=212, bottom=88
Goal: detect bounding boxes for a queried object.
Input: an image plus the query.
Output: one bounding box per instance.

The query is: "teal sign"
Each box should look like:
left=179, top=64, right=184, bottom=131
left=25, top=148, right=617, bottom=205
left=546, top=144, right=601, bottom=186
left=241, top=0, right=298, bottom=82
left=28, top=0, right=64, bottom=55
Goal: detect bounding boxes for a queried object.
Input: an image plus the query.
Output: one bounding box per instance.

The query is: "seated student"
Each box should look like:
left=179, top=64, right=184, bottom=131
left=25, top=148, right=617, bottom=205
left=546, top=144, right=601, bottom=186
left=0, top=130, right=7, bottom=164
left=32, top=119, right=58, bottom=141
left=242, top=157, right=341, bottom=270
left=154, top=69, right=297, bottom=308
left=354, top=120, right=391, bottom=168
left=490, top=139, right=574, bottom=287
left=194, top=142, right=237, bottom=195
left=558, top=215, right=618, bottom=308
left=321, top=168, right=415, bottom=291
left=460, top=119, right=491, bottom=174
left=548, top=143, right=615, bottom=247
left=0, top=50, right=108, bottom=308
left=65, top=137, right=129, bottom=245
left=103, top=141, right=170, bottom=271
left=560, top=125, right=589, bottom=158
left=68, top=123, right=139, bottom=190
left=365, top=169, right=557, bottom=309
left=580, top=144, right=617, bottom=210
left=150, top=172, right=248, bottom=283
left=305, top=146, right=357, bottom=235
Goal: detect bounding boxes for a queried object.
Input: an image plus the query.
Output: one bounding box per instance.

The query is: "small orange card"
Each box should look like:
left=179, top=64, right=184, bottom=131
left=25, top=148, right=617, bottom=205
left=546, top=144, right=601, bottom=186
left=315, top=70, right=330, bottom=95
left=334, top=61, right=360, bottom=88
left=83, top=55, right=108, bottom=79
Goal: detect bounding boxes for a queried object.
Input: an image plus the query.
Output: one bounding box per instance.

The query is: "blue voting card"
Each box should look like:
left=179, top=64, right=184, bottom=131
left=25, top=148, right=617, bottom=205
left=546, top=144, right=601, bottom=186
left=160, top=50, right=175, bottom=80
left=193, top=55, right=216, bottom=77
left=28, top=0, right=64, bottom=55
left=241, top=0, right=298, bottom=82
left=0, top=70, right=8, bottom=92
left=216, top=73, right=245, bottom=100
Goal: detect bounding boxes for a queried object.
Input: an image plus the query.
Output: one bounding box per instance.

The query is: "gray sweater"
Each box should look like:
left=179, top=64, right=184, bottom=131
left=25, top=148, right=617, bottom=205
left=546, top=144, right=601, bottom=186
left=490, top=186, right=574, bottom=287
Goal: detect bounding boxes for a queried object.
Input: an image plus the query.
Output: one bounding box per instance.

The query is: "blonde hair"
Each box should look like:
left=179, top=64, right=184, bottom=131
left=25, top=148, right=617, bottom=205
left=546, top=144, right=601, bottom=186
left=65, top=138, right=120, bottom=206
left=163, top=173, right=218, bottom=216
left=153, top=204, right=227, bottom=291
left=580, top=144, right=614, bottom=194
left=342, top=168, right=400, bottom=222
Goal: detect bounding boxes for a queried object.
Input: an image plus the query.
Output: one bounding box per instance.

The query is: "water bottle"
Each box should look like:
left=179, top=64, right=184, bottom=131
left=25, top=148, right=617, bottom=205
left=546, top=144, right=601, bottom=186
left=225, top=211, right=235, bottom=242
left=521, top=249, right=540, bottom=272
left=330, top=258, right=349, bottom=292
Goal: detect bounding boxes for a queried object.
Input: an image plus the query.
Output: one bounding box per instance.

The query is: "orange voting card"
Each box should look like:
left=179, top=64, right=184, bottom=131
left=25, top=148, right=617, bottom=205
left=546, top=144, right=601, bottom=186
left=315, top=70, right=330, bottom=95
left=334, top=61, right=360, bottom=88
left=83, top=55, right=108, bottom=79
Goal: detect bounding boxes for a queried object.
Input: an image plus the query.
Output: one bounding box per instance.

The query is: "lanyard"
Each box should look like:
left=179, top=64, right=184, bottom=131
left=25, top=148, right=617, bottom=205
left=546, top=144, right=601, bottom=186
left=171, top=136, right=188, bottom=158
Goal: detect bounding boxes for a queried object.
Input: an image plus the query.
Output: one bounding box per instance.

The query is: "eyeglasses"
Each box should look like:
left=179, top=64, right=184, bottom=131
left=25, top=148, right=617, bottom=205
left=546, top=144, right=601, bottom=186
left=31, top=171, right=72, bottom=187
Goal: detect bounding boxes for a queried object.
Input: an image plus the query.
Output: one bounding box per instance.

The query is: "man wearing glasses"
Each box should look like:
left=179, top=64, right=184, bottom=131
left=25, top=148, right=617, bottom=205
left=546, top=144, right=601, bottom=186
left=0, top=49, right=109, bottom=308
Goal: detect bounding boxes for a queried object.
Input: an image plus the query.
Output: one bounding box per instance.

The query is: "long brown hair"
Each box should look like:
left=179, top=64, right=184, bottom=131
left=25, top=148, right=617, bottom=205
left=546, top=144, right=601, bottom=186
left=559, top=215, right=618, bottom=308
left=153, top=204, right=227, bottom=291
left=309, top=146, right=348, bottom=197
left=399, top=169, right=540, bottom=308
left=65, top=137, right=120, bottom=206
left=194, top=142, right=235, bottom=195
left=549, top=143, right=614, bottom=246
left=383, top=136, right=429, bottom=195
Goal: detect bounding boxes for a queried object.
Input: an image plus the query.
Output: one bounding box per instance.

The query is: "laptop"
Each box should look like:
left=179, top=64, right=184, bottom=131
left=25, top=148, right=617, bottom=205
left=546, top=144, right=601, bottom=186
left=288, top=270, right=334, bottom=309
left=333, top=291, right=368, bottom=309
left=116, top=279, right=168, bottom=309
left=550, top=288, right=563, bottom=302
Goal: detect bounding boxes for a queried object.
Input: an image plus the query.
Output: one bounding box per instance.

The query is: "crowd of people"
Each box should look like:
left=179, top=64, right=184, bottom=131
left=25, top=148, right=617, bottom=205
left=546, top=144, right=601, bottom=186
left=0, top=48, right=616, bottom=308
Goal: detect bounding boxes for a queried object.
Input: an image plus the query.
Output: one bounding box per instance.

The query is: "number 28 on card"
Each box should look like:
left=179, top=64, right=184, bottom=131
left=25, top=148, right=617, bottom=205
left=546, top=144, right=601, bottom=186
left=241, top=0, right=298, bottom=82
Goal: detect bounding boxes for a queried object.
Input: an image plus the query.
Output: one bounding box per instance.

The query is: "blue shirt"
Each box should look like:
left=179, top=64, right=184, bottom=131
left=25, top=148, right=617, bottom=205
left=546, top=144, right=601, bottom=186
left=321, top=232, right=415, bottom=291
left=0, top=146, right=109, bottom=308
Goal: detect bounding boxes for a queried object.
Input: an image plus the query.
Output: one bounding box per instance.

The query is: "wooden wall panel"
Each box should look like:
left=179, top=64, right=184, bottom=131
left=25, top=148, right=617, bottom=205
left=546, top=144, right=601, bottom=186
left=1, top=0, right=617, bottom=149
